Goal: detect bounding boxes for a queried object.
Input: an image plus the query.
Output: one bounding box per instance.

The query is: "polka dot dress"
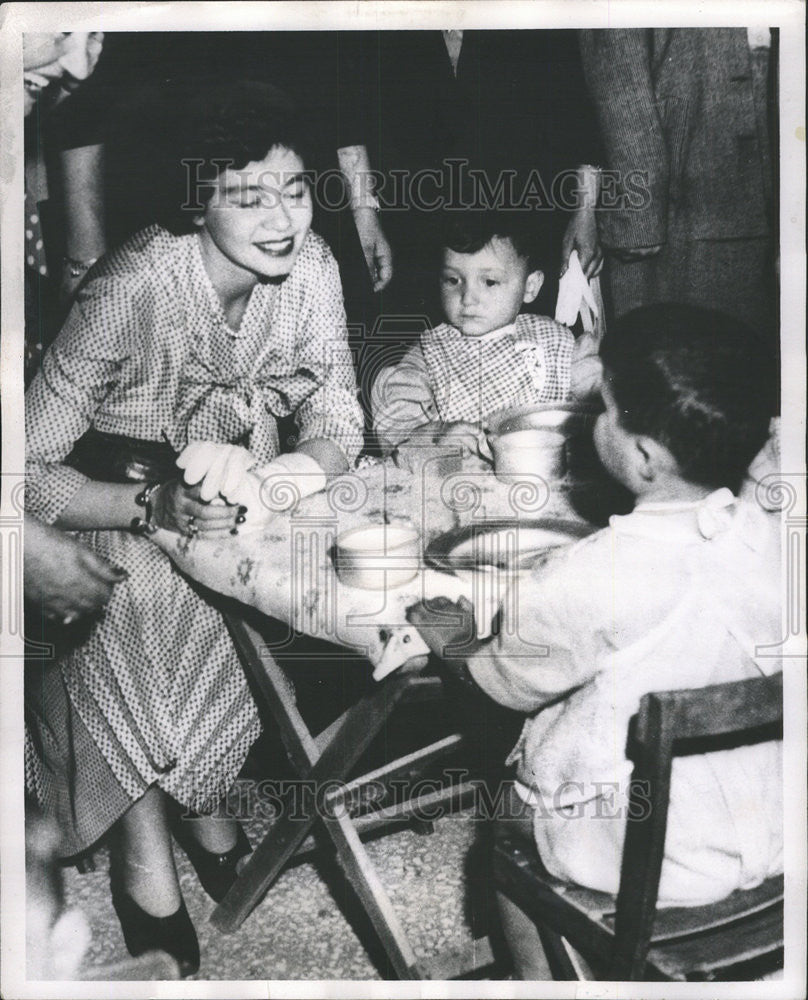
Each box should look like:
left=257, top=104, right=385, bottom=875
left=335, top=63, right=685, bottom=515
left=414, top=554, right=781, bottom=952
left=24, top=188, right=49, bottom=378
left=24, top=188, right=48, bottom=277
left=25, top=225, right=364, bottom=850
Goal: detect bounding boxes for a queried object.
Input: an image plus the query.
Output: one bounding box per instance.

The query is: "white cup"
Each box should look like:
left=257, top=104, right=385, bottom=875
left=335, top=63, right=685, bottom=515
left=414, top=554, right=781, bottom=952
left=486, top=428, right=566, bottom=482
left=334, top=524, right=421, bottom=590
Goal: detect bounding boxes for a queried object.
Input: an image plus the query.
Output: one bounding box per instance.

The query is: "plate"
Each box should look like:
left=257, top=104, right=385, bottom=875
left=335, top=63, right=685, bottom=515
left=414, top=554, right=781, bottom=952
left=425, top=519, right=595, bottom=573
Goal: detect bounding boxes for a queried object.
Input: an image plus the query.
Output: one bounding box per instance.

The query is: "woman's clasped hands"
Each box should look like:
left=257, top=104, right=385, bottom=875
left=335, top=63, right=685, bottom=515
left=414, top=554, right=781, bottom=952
left=151, top=442, right=259, bottom=538
left=160, top=442, right=330, bottom=538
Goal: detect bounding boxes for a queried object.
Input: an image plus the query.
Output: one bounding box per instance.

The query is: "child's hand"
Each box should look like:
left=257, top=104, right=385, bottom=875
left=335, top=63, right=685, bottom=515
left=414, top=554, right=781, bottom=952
left=406, top=595, right=479, bottom=659
left=406, top=595, right=481, bottom=689
left=433, top=421, right=485, bottom=457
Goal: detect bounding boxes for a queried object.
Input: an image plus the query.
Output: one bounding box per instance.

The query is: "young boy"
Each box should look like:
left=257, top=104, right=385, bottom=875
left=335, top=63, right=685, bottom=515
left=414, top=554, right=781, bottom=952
left=408, top=304, right=783, bottom=977
left=371, top=211, right=596, bottom=456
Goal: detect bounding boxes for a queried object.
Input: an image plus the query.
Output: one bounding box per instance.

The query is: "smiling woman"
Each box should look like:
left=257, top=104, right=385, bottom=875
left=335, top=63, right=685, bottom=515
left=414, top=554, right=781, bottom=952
left=24, top=80, right=364, bottom=976
left=22, top=32, right=104, bottom=115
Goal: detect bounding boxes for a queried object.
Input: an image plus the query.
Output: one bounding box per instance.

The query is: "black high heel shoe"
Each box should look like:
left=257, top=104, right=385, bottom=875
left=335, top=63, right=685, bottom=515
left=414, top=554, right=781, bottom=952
left=110, top=880, right=200, bottom=978
left=173, top=823, right=251, bottom=903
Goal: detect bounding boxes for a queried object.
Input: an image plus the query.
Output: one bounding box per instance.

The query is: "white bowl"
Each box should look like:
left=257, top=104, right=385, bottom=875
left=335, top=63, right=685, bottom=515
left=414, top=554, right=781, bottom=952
left=334, top=524, right=421, bottom=590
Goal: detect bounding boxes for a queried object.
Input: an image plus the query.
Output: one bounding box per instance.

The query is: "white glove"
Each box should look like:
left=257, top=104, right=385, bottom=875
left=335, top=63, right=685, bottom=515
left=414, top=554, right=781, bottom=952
left=225, top=452, right=328, bottom=530
left=176, top=442, right=257, bottom=503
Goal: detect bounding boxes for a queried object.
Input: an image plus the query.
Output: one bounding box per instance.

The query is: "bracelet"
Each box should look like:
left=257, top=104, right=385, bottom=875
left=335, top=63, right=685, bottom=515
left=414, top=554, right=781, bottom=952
left=130, top=481, right=162, bottom=536
left=63, top=255, right=99, bottom=278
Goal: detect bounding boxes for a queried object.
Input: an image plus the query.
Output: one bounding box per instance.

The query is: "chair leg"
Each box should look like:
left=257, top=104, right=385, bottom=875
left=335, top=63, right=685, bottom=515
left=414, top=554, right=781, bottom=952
left=323, top=807, right=423, bottom=979
left=410, top=819, right=436, bottom=835
left=74, top=852, right=97, bottom=874
left=537, top=926, right=580, bottom=980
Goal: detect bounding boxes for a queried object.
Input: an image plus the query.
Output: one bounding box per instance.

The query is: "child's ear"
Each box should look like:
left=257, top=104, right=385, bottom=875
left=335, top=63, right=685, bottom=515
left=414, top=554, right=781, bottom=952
left=636, top=436, right=678, bottom=482
left=522, top=269, right=544, bottom=304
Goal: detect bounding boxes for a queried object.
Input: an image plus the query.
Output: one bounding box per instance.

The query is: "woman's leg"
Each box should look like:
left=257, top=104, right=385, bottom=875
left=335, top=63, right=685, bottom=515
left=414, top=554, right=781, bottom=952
left=496, top=891, right=555, bottom=980
left=115, top=786, right=181, bottom=916
left=188, top=814, right=238, bottom=854
left=111, top=786, right=200, bottom=976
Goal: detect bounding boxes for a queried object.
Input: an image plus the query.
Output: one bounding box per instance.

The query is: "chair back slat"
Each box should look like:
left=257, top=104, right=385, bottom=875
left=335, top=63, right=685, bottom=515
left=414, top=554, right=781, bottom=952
left=610, top=672, right=783, bottom=981
left=634, top=673, right=783, bottom=746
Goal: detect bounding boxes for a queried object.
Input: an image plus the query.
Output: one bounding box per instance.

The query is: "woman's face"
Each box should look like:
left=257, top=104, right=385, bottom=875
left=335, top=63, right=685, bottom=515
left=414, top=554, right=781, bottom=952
left=198, top=145, right=313, bottom=283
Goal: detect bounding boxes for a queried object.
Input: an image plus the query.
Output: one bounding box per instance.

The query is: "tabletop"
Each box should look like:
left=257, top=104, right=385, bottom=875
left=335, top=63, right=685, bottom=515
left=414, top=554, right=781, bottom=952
left=152, top=448, right=608, bottom=675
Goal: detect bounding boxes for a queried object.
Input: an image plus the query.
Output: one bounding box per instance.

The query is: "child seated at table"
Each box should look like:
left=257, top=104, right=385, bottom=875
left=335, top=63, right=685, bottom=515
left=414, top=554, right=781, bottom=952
left=407, top=303, right=783, bottom=977
left=371, top=210, right=597, bottom=457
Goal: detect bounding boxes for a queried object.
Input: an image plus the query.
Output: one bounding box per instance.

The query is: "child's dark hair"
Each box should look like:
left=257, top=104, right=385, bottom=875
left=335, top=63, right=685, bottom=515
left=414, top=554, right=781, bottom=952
left=161, top=79, right=310, bottom=234
left=440, top=210, right=542, bottom=272
left=600, top=304, right=775, bottom=492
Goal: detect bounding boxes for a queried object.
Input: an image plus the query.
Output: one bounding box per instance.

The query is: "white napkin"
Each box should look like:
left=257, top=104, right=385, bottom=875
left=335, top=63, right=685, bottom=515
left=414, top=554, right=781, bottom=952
left=555, top=250, right=604, bottom=337
left=370, top=567, right=506, bottom=681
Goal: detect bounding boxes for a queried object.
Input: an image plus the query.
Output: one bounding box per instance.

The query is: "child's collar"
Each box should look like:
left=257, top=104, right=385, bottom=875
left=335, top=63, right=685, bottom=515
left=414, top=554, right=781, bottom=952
left=623, top=488, right=739, bottom=540
left=633, top=487, right=735, bottom=514
left=454, top=321, right=517, bottom=342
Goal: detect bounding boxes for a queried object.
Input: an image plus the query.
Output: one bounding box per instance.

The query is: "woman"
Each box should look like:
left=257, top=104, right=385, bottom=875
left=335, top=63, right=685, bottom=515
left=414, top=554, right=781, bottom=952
left=25, top=81, right=364, bottom=976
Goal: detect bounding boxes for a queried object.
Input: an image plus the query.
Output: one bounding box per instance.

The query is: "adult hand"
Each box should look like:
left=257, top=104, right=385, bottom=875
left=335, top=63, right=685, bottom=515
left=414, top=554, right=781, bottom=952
left=151, top=480, right=242, bottom=538
left=24, top=518, right=127, bottom=623
left=176, top=441, right=257, bottom=503
left=560, top=208, right=603, bottom=278
left=353, top=207, right=393, bottom=291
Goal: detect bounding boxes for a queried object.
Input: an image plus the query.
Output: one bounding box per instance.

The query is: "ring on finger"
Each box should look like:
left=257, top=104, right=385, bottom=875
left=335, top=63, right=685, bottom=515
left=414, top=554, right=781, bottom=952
left=186, top=515, right=199, bottom=538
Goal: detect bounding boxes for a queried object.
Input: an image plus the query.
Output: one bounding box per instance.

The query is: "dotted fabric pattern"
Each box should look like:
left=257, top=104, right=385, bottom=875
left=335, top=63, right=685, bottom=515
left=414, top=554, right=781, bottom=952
left=24, top=187, right=48, bottom=276
left=420, top=313, right=574, bottom=424
left=24, top=224, right=363, bottom=844
left=26, top=225, right=364, bottom=525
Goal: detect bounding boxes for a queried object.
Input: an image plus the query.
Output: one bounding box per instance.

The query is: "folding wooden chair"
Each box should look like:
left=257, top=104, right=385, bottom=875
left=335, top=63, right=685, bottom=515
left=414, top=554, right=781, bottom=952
left=210, top=612, right=497, bottom=979
left=494, top=672, right=784, bottom=981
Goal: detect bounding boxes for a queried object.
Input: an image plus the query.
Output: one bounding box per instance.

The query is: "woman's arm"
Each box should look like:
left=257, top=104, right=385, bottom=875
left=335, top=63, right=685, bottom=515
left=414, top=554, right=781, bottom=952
left=26, top=274, right=240, bottom=536
left=337, top=144, right=393, bottom=292
left=293, top=245, right=365, bottom=469
left=59, top=143, right=107, bottom=301
left=25, top=284, right=131, bottom=526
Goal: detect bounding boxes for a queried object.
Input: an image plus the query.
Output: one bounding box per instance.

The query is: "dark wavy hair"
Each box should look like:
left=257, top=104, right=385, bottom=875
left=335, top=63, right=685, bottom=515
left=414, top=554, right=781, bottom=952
left=159, top=78, right=311, bottom=234
left=439, top=209, right=542, bottom=272
left=600, top=304, right=775, bottom=492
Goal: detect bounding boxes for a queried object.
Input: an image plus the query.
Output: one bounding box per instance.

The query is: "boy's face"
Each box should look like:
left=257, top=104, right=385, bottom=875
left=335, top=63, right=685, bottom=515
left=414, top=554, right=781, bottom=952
left=440, top=237, right=543, bottom=337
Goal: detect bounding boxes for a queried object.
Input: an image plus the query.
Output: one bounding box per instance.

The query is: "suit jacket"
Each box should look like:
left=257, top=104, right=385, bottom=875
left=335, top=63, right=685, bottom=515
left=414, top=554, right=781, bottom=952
left=579, top=29, right=774, bottom=250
